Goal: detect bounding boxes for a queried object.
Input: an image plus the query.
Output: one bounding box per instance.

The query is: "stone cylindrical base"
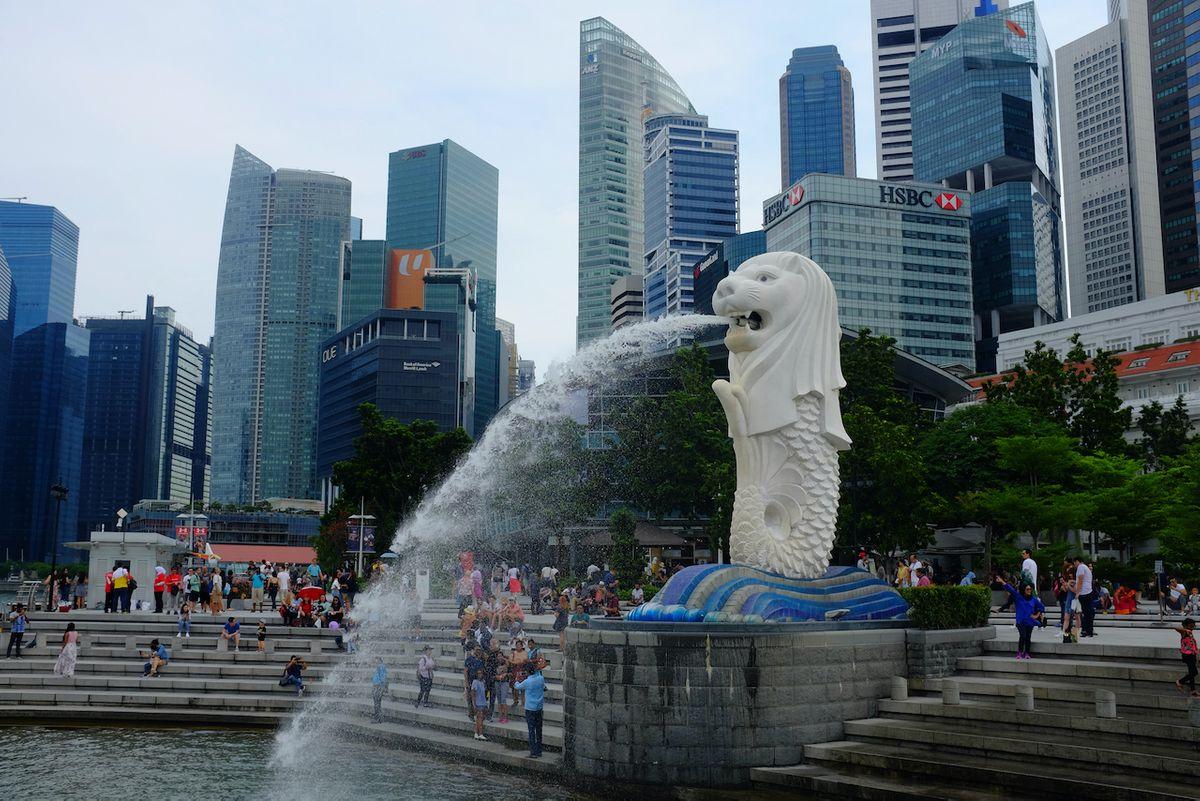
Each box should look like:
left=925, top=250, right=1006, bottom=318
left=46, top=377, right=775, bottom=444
left=1014, top=684, right=1034, bottom=711
left=1189, top=697, right=1200, bottom=728
left=891, top=675, right=908, bottom=701
left=941, top=679, right=960, bottom=705
left=562, top=624, right=907, bottom=787
left=1095, top=689, right=1117, bottom=719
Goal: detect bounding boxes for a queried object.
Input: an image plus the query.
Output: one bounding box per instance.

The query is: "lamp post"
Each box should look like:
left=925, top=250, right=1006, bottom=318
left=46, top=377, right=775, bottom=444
left=349, top=500, right=376, bottom=576
left=47, top=482, right=68, bottom=610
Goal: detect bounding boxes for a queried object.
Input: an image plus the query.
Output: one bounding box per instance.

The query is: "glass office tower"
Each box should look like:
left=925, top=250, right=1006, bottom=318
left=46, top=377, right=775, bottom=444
left=0, top=323, right=90, bottom=561
left=78, top=297, right=212, bottom=536
left=338, top=239, right=388, bottom=329
left=642, top=113, right=740, bottom=319
left=211, top=146, right=352, bottom=503
left=0, top=200, right=79, bottom=337
left=910, top=2, right=1063, bottom=371
left=764, top=174, right=976, bottom=367
left=386, top=140, right=498, bottom=434
left=779, top=46, right=856, bottom=187
left=577, top=17, right=695, bottom=347
left=0, top=247, right=12, bottom=499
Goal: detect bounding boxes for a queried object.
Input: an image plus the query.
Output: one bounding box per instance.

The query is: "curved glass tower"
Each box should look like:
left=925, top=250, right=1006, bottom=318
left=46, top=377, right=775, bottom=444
left=211, top=146, right=352, bottom=503
left=577, top=17, right=694, bottom=348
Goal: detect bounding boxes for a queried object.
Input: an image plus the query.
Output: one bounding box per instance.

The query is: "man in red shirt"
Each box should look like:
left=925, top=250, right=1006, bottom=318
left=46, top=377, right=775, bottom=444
left=153, top=567, right=168, bottom=614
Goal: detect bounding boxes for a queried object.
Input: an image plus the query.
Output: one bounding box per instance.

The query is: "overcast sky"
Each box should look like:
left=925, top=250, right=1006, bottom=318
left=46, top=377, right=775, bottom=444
left=1, top=1, right=1106, bottom=377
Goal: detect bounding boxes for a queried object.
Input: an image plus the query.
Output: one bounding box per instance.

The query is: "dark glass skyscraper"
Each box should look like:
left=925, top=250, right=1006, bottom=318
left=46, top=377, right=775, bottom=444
left=338, top=239, right=388, bottom=329
left=78, top=298, right=212, bottom=536
left=211, top=146, right=352, bottom=503
left=643, top=113, right=740, bottom=319
left=0, top=246, right=13, bottom=499
left=577, top=17, right=695, bottom=347
left=386, top=140, right=498, bottom=434
left=0, top=323, right=90, bottom=561
left=910, top=2, right=1063, bottom=371
left=779, top=45, right=856, bottom=186
left=0, top=200, right=79, bottom=337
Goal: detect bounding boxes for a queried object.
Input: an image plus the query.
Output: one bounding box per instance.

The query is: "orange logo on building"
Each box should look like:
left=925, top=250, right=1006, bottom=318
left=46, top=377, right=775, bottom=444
left=385, top=249, right=433, bottom=310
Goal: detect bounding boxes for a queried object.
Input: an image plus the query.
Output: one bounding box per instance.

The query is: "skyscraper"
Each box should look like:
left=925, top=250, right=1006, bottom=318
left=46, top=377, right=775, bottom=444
left=386, top=140, right=499, bottom=433
left=495, top=317, right=518, bottom=409
left=870, top=0, right=1009, bottom=182
left=0, top=323, right=90, bottom=561
left=1128, top=0, right=1200, bottom=295
left=211, top=146, right=352, bottom=503
left=0, top=246, right=13, bottom=500
left=1057, top=14, right=1164, bottom=315
left=0, top=201, right=88, bottom=562
left=779, top=46, right=856, bottom=186
left=337, top=239, right=388, bottom=329
left=643, top=113, right=740, bottom=320
left=78, top=297, right=213, bottom=536
left=577, top=17, right=695, bottom=347
left=0, top=200, right=79, bottom=336
left=911, top=2, right=1064, bottom=371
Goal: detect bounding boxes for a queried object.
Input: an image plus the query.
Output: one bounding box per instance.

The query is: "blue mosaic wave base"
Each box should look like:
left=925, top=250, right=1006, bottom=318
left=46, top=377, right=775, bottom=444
left=627, top=564, right=908, bottom=624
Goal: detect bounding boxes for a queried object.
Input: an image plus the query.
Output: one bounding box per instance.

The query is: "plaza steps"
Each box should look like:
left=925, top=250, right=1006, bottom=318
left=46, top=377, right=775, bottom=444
left=989, top=609, right=1177, bottom=628
left=754, top=635, right=1200, bottom=800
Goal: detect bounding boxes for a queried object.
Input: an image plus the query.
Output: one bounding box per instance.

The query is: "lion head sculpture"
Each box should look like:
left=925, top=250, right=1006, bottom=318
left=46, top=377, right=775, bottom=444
left=712, top=252, right=850, bottom=448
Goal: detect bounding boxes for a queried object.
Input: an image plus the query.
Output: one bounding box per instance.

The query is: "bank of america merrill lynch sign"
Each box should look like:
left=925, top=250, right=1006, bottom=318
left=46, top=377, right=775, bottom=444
left=764, top=181, right=964, bottom=227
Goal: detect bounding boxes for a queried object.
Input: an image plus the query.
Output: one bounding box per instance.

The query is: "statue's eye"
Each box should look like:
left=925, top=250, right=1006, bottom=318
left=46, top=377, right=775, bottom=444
left=758, top=274, right=772, bottom=282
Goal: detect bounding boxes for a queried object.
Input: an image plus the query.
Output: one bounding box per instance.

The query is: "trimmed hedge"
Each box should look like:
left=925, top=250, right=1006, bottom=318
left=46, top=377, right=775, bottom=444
left=899, top=584, right=992, bottom=630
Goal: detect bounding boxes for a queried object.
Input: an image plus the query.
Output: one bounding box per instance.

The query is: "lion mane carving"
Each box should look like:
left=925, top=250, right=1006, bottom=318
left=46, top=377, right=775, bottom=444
left=711, top=252, right=850, bottom=579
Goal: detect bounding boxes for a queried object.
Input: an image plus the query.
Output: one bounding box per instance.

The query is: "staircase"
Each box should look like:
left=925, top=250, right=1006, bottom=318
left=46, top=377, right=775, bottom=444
left=752, top=634, right=1200, bottom=800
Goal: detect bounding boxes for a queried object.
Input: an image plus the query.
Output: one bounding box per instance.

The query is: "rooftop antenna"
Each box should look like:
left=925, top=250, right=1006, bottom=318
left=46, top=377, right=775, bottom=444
left=1, top=197, right=28, bottom=203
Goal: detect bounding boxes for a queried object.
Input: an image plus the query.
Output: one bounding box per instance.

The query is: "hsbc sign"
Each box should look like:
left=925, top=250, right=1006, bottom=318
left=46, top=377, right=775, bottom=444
left=879, top=185, right=964, bottom=212
left=763, top=182, right=806, bottom=227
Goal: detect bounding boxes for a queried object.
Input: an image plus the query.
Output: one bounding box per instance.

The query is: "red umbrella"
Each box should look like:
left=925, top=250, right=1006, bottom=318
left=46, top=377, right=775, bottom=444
left=297, top=586, right=325, bottom=601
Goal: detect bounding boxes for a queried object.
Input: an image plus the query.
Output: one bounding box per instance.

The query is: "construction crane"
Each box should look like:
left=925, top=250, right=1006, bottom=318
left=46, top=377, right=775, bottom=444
left=1, top=196, right=28, bottom=203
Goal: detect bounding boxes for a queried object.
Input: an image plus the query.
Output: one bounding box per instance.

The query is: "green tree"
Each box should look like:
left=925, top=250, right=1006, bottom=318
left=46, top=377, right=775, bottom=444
left=983, top=335, right=1130, bottom=454
left=835, top=330, right=934, bottom=556
left=1155, top=442, right=1200, bottom=571
left=608, top=508, right=641, bottom=586
left=608, top=344, right=734, bottom=560
left=320, top=404, right=472, bottom=559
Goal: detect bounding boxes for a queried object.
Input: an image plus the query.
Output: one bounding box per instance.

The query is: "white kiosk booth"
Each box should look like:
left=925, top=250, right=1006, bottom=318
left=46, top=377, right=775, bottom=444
left=66, top=530, right=186, bottom=610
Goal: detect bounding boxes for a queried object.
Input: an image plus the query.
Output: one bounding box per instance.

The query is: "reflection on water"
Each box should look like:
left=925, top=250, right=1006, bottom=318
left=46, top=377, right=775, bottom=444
left=1, top=726, right=591, bottom=801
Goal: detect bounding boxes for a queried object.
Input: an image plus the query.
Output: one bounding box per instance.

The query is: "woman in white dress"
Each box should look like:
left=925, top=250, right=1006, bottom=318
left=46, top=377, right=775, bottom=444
left=53, top=622, right=78, bottom=678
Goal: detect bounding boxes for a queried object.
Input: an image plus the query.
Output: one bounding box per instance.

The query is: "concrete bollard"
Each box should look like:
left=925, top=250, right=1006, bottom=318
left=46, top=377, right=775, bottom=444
left=942, top=679, right=961, bottom=705
left=891, top=676, right=909, bottom=701
left=1095, top=689, right=1117, bottom=719
left=1015, top=685, right=1034, bottom=712
left=1190, top=697, right=1200, bottom=728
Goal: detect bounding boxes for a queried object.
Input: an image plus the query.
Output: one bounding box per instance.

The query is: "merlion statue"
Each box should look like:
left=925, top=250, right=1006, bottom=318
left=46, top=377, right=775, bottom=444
left=711, top=252, right=850, bottom=579
left=627, top=252, right=906, bottom=624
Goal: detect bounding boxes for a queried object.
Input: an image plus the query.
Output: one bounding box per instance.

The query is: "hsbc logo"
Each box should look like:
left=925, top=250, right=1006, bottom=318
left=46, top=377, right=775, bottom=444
left=935, top=192, right=963, bottom=211
left=763, top=181, right=807, bottom=226
left=879, top=185, right=963, bottom=212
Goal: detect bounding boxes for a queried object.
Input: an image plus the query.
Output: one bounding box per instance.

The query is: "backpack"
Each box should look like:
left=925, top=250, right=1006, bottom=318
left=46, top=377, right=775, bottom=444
left=128, top=578, right=138, bottom=591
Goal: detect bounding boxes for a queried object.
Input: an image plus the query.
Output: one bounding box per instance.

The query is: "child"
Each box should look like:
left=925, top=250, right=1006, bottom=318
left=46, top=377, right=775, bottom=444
left=631, top=582, right=645, bottom=606
left=1174, top=618, right=1199, bottom=697
left=256, top=620, right=267, bottom=652
left=495, top=661, right=513, bottom=724
left=1186, top=588, right=1200, bottom=617
left=471, top=668, right=488, bottom=741
left=998, top=580, right=1045, bottom=660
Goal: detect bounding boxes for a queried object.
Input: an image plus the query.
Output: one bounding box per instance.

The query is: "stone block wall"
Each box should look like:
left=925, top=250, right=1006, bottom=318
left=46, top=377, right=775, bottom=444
left=905, top=626, right=996, bottom=679
left=562, top=625, right=908, bottom=787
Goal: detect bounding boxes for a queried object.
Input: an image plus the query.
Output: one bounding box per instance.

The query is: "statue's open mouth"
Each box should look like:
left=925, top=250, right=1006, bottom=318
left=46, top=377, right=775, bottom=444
left=729, top=311, right=764, bottom=331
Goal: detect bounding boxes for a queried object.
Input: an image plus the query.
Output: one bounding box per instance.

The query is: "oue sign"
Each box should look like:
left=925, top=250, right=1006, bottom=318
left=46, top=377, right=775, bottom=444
left=321, top=345, right=338, bottom=364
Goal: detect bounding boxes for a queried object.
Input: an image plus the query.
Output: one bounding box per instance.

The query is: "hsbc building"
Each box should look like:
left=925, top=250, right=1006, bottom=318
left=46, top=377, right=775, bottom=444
left=763, top=173, right=975, bottom=368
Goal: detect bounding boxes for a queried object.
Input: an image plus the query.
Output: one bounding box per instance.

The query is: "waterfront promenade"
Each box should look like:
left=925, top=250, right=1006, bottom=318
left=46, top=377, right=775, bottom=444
left=4, top=600, right=1200, bottom=799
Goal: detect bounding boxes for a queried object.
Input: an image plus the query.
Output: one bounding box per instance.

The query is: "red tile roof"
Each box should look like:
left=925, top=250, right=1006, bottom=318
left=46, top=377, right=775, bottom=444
left=969, top=341, right=1200, bottom=389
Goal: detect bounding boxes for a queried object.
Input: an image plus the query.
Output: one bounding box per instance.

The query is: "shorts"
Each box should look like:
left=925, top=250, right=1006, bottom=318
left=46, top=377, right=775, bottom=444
left=496, top=682, right=513, bottom=705
left=188, top=592, right=200, bottom=603
left=1070, top=598, right=1082, bottom=614
left=252, top=587, right=265, bottom=602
